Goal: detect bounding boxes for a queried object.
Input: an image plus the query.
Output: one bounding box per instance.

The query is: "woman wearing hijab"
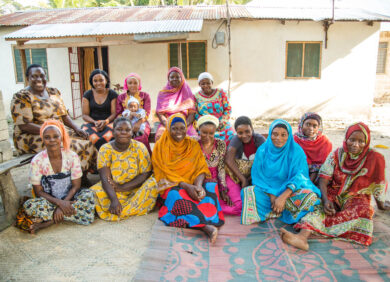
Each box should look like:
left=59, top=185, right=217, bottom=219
left=15, top=120, right=95, bottom=234
left=116, top=73, right=152, bottom=154
left=282, top=122, right=390, bottom=250
left=152, top=113, right=224, bottom=243
left=241, top=119, right=321, bottom=226
left=195, top=72, right=235, bottom=144
left=294, top=112, right=332, bottom=183
left=155, top=67, right=197, bottom=141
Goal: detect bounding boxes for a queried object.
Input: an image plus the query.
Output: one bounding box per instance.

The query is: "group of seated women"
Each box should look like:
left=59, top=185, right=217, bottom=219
left=11, top=63, right=390, bottom=251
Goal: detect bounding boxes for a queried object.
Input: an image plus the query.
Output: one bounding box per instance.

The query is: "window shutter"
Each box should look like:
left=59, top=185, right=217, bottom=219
left=169, top=43, right=188, bottom=78
left=188, top=42, right=206, bottom=79
left=286, top=43, right=303, bottom=77
left=31, top=49, right=49, bottom=79
left=13, top=49, right=23, bottom=83
left=303, top=43, right=320, bottom=77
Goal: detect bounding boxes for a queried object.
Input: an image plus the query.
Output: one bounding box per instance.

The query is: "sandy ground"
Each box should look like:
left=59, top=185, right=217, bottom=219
left=0, top=105, right=390, bottom=280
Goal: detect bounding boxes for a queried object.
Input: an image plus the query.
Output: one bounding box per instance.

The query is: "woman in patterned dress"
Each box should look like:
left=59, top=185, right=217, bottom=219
left=152, top=113, right=224, bottom=243
left=11, top=64, right=97, bottom=176
left=90, top=117, right=158, bottom=221
left=18, top=120, right=95, bottom=234
left=197, top=115, right=241, bottom=216
left=241, top=119, right=321, bottom=226
left=195, top=72, right=235, bottom=144
left=116, top=73, right=152, bottom=155
left=282, top=122, right=390, bottom=250
left=81, top=69, right=118, bottom=150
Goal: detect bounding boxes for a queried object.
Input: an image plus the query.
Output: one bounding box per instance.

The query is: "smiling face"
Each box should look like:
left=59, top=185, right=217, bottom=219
left=92, top=74, right=107, bottom=91
left=128, top=102, right=139, bottom=112
left=346, top=130, right=366, bottom=155
left=113, top=120, right=132, bottom=144
left=126, top=77, right=139, bottom=94
left=271, top=126, right=289, bottom=148
left=236, top=124, right=253, bottom=144
left=42, top=127, right=62, bottom=151
left=170, top=122, right=186, bottom=142
left=169, top=71, right=181, bottom=88
left=199, top=78, right=213, bottom=95
left=199, top=123, right=216, bottom=144
left=28, top=67, right=47, bottom=93
left=302, top=118, right=319, bottom=139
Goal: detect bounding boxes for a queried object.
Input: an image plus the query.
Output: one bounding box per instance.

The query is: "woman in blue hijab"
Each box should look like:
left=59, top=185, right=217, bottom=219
left=241, top=119, right=321, bottom=225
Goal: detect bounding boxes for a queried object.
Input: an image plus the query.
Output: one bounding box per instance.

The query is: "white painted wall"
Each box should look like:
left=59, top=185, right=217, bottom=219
left=0, top=20, right=380, bottom=121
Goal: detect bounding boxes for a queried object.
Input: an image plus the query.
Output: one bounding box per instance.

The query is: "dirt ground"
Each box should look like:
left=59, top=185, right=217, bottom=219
left=1, top=103, right=390, bottom=280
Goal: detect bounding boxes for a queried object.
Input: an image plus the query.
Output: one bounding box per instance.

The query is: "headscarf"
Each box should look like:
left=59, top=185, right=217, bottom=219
left=338, top=122, right=371, bottom=174
left=293, top=112, right=332, bottom=166
left=123, top=73, right=142, bottom=92
left=198, top=72, right=214, bottom=83
left=40, top=119, right=70, bottom=151
left=156, top=67, right=196, bottom=115
left=152, top=113, right=211, bottom=192
left=197, top=114, right=219, bottom=129
left=251, top=119, right=321, bottom=197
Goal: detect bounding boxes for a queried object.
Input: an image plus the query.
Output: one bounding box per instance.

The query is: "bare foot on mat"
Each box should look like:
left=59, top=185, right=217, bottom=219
left=202, top=225, right=218, bottom=244
left=280, top=228, right=309, bottom=251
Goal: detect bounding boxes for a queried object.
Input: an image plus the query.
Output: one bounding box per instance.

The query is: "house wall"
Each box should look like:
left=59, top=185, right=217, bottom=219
left=375, top=31, right=390, bottom=98
left=0, top=20, right=380, bottom=121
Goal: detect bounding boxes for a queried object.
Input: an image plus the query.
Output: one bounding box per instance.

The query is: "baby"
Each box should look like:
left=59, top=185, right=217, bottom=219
left=122, top=96, right=146, bottom=136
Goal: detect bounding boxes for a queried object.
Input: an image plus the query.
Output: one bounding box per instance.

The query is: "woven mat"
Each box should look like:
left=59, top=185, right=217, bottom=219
left=0, top=212, right=158, bottom=281
left=135, top=216, right=390, bottom=281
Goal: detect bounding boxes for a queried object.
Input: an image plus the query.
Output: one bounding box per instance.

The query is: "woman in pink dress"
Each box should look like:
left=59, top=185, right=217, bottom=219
left=155, top=67, right=198, bottom=141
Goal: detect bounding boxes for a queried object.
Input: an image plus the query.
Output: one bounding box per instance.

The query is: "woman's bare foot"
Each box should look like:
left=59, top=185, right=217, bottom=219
left=201, top=225, right=218, bottom=244
left=280, top=228, right=309, bottom=251
left=29, top=220, right=54, bottom=234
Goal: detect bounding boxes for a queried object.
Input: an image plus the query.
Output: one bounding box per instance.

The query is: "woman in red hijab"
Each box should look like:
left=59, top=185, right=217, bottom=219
left=282, top=122, right=390, bottom=250
left=294, top=112, right=332, bottom=184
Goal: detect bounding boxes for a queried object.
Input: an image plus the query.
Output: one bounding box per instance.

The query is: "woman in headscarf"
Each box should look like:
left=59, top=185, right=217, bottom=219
left=294, top=112, right=332, bottom=183
left=15, top=120, right=95, bottom=234
left=197, top=115, right=238, bottom=215
left=116, top=73, right=152, bottom=154
left=155, top=67, right=197, bottom=141
left=152, top=113, right=224, bottom=243
left=195, top=72, right=235, bottom=145
left=241, top=119, right=321, bottom=226
left=282, top=122, right=390, bottom=250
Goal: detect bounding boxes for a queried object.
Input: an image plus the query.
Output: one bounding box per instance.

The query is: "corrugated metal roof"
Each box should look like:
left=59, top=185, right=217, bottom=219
left=4, top=20, right=203, bottom=39
left=0, top=5, right=388, bottom=28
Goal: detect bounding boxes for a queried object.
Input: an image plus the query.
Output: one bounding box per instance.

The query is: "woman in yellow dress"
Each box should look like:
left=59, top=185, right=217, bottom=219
left=90, top=116, right=158, bottom=221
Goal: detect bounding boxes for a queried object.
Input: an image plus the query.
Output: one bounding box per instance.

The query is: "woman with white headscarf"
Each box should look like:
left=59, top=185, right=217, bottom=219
left=195, top=72, right=235, bottom=145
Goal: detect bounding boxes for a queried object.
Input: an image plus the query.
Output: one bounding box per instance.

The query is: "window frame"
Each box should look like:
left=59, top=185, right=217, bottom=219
left=285, top=41, right=322, bottom=79
left=167, top=40, right=207, bottom=80
left=12, top=45, right=49, bottom=84
left=376, top=42, right=388, bottom=74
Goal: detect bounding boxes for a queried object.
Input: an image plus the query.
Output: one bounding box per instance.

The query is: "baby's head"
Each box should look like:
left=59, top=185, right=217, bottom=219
left=127, top=97, right=139, bottom=112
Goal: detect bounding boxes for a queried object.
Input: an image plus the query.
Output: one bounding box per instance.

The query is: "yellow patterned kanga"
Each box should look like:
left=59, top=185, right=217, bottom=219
left=90, top=140, right=158, bottom=221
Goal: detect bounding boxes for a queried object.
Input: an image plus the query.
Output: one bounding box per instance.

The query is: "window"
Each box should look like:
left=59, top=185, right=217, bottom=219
left=376, top=42, right=388, bottom=74
left=169, top=41, right=206, bottom=79
left=286, top=42, right=321, bottom=78
left=13, top=48, right=48, bottom=83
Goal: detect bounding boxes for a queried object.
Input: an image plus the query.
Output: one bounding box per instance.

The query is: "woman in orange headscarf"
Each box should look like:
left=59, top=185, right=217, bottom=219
left=15, top=120, right=95, bottom=234
left=152, top=113, right=224, bottom=243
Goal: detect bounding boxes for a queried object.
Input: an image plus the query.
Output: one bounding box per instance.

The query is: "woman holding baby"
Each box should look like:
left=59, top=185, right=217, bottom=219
left=116, top=73, right=152, bottom=155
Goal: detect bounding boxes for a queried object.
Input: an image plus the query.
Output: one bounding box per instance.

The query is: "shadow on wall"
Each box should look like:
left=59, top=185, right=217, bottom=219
left=253, top=97, right=335, bottom=120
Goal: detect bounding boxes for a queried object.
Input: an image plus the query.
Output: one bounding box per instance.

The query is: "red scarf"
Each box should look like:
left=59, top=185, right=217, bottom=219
left=294, top=133, right=332, bottom=165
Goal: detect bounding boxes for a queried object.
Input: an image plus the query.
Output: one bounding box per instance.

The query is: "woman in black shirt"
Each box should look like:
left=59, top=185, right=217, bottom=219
left=81, top=69, right=118, bottom=150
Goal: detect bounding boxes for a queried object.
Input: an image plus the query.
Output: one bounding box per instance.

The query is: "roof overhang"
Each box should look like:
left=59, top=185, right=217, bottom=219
left=4, top=19, right=203, bottom=41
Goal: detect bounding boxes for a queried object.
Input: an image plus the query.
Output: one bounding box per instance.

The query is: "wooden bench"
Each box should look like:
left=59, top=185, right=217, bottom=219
left=0, top=154, right=34, bottom=225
